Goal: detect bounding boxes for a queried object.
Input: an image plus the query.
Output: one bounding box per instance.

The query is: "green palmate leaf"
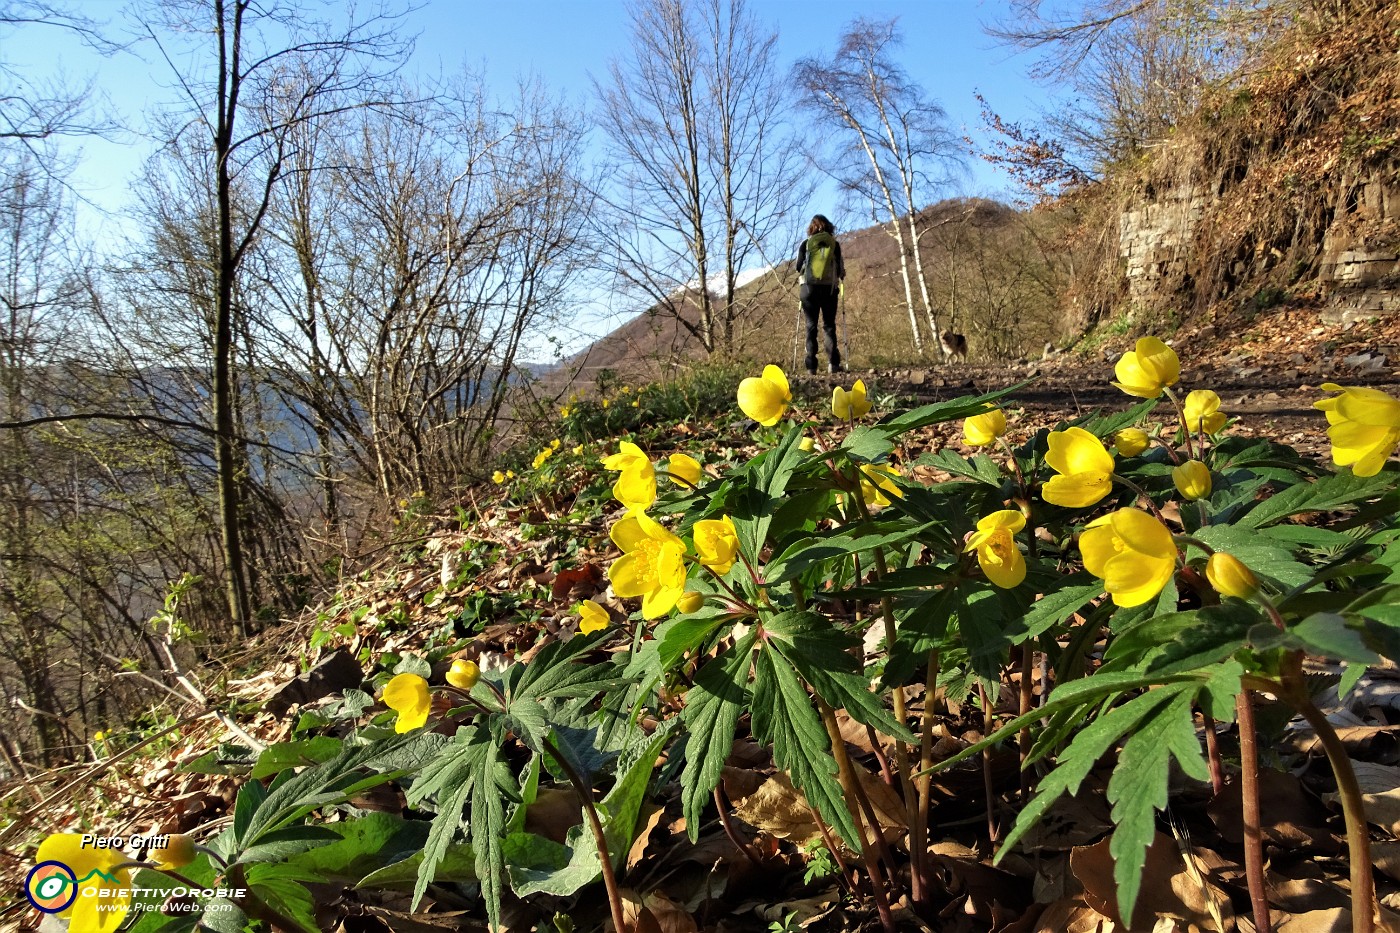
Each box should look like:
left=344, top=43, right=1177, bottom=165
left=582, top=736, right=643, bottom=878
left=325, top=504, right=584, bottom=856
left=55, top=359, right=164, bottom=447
left=765, top=521, right=936, bottom=584
left=238, top=825, right=341, bottom=864
left=993, top=686, right=1186, bottom=860
left=471, top=725, right=507, bottom=924
left=232, top=779, right=267, bottom=845
left=839, top=425, right=894, bottom=463
left=1271, top=613, right=1380, bottom=664
left=763, top=610, right=913, bottom=742
left=1189, top=524, right=1312, bottom=589
left=733, top=422, right=806, bottom=558
left=244, top=864, right=320, bottom=933
left=508, top=629, right=620, bottom=702
left=679, top=629, right=757, bottom=839
left=875, top=383, right=1026, bottom=435
left=1013, top=578, right=1103, bottom=644
left=355, top=843, right=477, bottom=889
left=250, top=738, right=345, bottom=779
left=654, top=613, right=729, bottom=671
left=887, top=585, right=964, bottom=684
left=916, top=449, right=1005, bottom=486
left=286, top=813, right=429, bottom=883
left=506, top=696, right=551, bottom=754
left=751, top=648, right=860, bottom=847
left=1237, top=470, right=1392, bottom=529
left=1106, top=602, right=1260, bottom=675
left=1075, top=397, right=1161, bottom=438
left=194, top=899, right=247, bottom=933
left=1106, top=690, right=1210, bottom=924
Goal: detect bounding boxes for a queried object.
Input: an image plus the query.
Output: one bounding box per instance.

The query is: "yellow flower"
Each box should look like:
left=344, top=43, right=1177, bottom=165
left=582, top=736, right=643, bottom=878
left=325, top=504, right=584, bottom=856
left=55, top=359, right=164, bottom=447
left=1313, top=383, right=1400, bottom=476
left=632, top=400, right=640, bottom=408
left=447, top=659, right=480, bottom=690
left=962, top=408, right=1007, bottom=447
left=676, top=591, right=704, bottom=614
left=560, top=406, right=571, bottom=418
left=155, top=834, right=196, bottom=871
left=737, top=364, right=791, bottom=426
left=668, top=453, right=702, bottom=487
left=551, top=439, right=561, bottom=450
left=1112, top=336, right=1180, bottom=398
left=602, top=441, right=657, bottom=511
left=1172, top=460, right=1212, bottom=501
left=693, top=515, right=740, bottom=575
left=33, top=833, right=131, bottom=932
left=1206, top=553, right=1259, bottom=599
left=576, top=599, right=610, bottom=634
left=964, top=510, right=1027, bottom=588
left=832, top=379, right=872, bottom=419
left=1182, top=390, right=1227, bottom=434
left=492, top=470, right=506, bottom=484
left=857, top=463, right=903, bottom=508
left=608, top=511, right=687, bottom=619
left=1114, top=427, right=1150, bottom=457
left=1080, top=509, right=1177, bottom=607
left=799, top=436, right=815, bottom=452
left=383, top=673, right=430, bottom=733
left=602, top=398, right=611, bottom=409
left=572, top=444, right=584, bottom=456
left=532, top=448, right=553, bottom=470
left=621, top=385, right=632, bottom=394
left=1043, top=427, right=1115, bottom=508
left=93, top=730, right=108, bottom=742
left=506, top=470, right=515, bottom=479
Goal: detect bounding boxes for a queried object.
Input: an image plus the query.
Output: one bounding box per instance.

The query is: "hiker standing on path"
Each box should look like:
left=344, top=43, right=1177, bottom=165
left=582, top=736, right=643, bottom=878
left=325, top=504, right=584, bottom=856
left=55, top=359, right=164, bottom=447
left=796, top=214, right=845, bottom=374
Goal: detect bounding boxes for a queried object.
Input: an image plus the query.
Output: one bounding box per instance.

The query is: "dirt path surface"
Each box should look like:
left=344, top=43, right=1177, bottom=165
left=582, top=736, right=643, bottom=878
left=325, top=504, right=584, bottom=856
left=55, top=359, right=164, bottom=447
left=796, top=304, right=1400, bottom=460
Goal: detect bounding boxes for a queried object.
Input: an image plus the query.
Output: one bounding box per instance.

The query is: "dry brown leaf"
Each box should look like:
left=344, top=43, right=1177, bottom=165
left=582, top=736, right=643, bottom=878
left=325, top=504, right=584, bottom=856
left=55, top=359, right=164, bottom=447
left=620, top=888, right=698, bottom=933
left=1028, top=896, right=1116, bottom=933
left=523, top=787, right=582, bottom=844
left=1374, top=840, right=1400, bottom=882
left=733, top=772, right=822, bottom=845
left=1210, top=769, right=1339, bottom=851
left=1072, top=832, right=1231, bottom=931
left=1276, top=908, right=1352, bottom=932
left=1323, top=761, right=1400, bottom=836
left=626, top=803, right=667, bottom=870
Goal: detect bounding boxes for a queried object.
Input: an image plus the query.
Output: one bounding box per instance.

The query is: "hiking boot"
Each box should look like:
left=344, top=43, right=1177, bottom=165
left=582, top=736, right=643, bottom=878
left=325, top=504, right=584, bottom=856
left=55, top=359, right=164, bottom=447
left=828, top=362, right=843, bottom=374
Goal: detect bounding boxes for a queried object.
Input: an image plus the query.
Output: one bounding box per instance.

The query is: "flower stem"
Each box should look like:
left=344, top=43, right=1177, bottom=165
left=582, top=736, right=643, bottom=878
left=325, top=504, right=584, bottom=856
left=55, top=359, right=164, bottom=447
left=541, top=736, right=628, bottom=933
left=1235, top=689, right=1274, bottom=933
left=713, top=786, right=763, bottom=866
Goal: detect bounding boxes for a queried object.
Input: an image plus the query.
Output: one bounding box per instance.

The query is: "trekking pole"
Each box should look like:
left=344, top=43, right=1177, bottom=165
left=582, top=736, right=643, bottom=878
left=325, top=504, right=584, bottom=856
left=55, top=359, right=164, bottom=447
left=840, top=281, right=850, bottom=370
left=792, top=296, right=802, bottom=373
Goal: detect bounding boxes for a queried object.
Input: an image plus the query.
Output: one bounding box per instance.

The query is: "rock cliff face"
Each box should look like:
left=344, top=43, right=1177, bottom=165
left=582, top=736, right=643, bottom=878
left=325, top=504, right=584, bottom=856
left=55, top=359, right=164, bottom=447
left=1108, top=4, right=1400, bottom=326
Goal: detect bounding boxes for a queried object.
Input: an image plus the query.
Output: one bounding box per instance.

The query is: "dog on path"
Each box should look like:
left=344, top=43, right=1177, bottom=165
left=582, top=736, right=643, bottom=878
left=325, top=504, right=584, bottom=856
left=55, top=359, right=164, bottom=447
left=940, top=331, right=968, bottom=363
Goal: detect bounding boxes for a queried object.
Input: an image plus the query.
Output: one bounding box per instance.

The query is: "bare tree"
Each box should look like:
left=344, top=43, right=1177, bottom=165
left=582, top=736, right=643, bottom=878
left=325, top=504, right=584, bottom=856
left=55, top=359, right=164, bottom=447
left=794, top=18, right=965, bottom=357
left=137, top=0, right=411, bottom=636
left=595, top=0, right=807, bottom=356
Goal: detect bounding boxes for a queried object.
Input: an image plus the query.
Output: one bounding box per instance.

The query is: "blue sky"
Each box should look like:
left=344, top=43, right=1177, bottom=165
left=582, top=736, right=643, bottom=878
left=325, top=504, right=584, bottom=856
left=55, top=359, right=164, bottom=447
left=12, top=0, right=1051, bottom=351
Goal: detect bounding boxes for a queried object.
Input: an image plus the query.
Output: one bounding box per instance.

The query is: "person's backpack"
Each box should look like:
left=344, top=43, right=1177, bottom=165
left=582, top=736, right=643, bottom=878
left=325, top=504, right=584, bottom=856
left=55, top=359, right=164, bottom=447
left=804, top=232, right=838, bottom=286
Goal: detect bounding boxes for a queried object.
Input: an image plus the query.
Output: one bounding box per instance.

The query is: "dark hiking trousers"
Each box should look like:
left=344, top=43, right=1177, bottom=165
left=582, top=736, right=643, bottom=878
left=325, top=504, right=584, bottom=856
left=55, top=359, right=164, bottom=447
left=800, top=283, right=840, bottom=373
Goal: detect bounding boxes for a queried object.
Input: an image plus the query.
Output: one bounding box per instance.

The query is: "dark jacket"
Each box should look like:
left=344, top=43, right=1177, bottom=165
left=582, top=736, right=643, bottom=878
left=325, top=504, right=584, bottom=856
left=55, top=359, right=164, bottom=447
left=795, top=236, right=845, bottom=287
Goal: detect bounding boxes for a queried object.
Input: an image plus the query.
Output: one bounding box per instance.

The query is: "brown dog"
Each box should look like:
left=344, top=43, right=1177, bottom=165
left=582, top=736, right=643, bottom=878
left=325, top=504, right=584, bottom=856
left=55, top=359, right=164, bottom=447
left=940, top=331, right=968, bottom=363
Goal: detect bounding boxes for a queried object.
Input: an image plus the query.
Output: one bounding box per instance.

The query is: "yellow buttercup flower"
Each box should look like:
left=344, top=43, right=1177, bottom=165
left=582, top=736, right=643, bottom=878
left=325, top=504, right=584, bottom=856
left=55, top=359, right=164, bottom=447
left=34, top=833, right=132, bottom=932
left=1043, top=427, right=1115, bottom=508
left=1206, top=553, right=1259, bottom=600
left=447, top=659, right=480, bottom=690
left=1313, top=383, right=1400, bottom=477
left=962, top=408, right=1007, bottom=447
left=676, top=591, right=704, bottom=614
left=560, top=406, right=571, bottom=418
left=964, top=510, right=1027, bottom=588
left=1112, top=336, right=1180, bottom=398
left=631, top=400, right=640, bottom=408
left=608, top=511, right=688, bottom=619
left=532, top=448, right=553, bottom=470
left=832, top=379, right=872, bottom=419
left=572, top=444, right=584, bottom=456
left=1080, top=509, right=1177, bottom=607
left=668, top=453, right=702, bottom=487
left=798, top=436, right=815, bottom=452
left=155, top=834, right=196, bottom=871
left=602, top=441, right=657, bottom=511
left=93, top=729, right=108, bottom=742
left=1113, top=427, right=1149, bottom=457
left=551, top=439, right=561, bottom=450
left=1182, top=390, right=1227, bottom=434
left=602, top=398, right=610, bottom=409
left=737, top=364, right=791, bottom=426
left=506, top=470, right=515, bottom=479
left=693, top=515, right=740, bottom=575
left=383, top=673, right=431, bottom=733
left=576, top=599, right=610, bottom=634
left=492, top=470, right=506, bottom=484
left=857, top=463, right=903, bottom=508
left=1172, top=460, right=1212, bottom=501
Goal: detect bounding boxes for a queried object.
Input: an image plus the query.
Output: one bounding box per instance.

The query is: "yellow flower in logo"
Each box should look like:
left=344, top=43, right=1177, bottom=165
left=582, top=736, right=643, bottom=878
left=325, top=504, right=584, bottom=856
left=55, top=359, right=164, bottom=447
left=576, top=599, right=610, bottom=634
left=34, top=834, right=131, bottom=932
left=1182, top=390, right=1227, bottom=434
left=1080, top=509, right=1177, bottom=607
left=1113, top=428, right=1149, bottom=457
left=738, top=364, right=791, bottom=426
left=1206, top=553, right=1259, bottom=600
left=964, top=510, right=1027, bottom=588
left=608, top=511, right=687, bottom=619
left=693, top=515, right=740, bottom=575
left=962, top=408, right=1007, bottom=447
left=602, top=441, right=657, bottom=511
left=832, top=379, right=872, bottom=419
left=447, top=658, right=480, bottom=690
left=1112, top=337, right=1180, bottom=398
left=1313, top=383, right=1400, bottom=476
left=1172, top=460, right=1212, bottom=501
left=383, top=673, right=431, bottom=733
left=668, top=453, right=702, bottom=487
left=1043, top=427, right=1115, bottom=508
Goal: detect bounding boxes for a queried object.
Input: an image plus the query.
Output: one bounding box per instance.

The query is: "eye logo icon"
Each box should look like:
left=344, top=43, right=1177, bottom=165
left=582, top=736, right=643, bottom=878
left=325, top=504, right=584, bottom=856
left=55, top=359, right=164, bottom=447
left=26, top=861, right=77, bottom=913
